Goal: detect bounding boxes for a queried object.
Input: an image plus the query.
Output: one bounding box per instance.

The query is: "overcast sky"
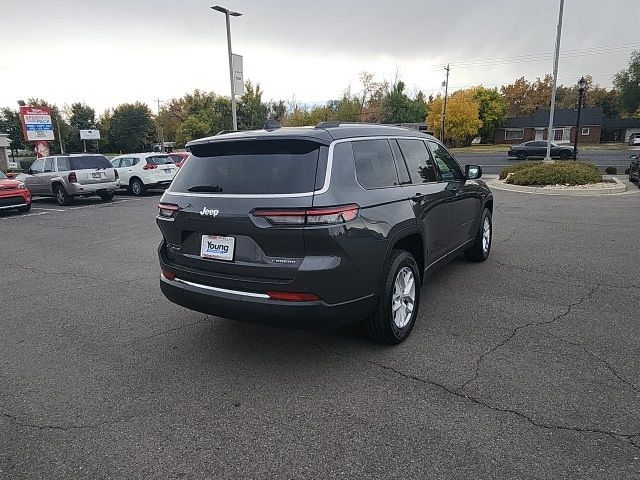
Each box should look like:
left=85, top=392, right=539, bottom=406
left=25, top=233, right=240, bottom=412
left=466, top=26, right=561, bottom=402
left=1, top=0, right=637, bottom=114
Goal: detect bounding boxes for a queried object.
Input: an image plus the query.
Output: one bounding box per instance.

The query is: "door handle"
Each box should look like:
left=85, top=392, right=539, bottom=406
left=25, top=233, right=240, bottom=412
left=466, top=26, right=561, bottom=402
left=410, top=193, right=425, bottom=202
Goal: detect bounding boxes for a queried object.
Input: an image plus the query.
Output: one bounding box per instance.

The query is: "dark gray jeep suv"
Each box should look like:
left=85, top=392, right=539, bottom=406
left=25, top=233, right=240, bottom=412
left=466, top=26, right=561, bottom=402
left=156, top=122, right=493, bottom=344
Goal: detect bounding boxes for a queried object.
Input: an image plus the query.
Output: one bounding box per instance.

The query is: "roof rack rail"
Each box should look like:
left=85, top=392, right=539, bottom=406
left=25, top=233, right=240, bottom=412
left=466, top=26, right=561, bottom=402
left=315, top=121, right=388, bottom=129
left=216, top=130, right=237, bottom=136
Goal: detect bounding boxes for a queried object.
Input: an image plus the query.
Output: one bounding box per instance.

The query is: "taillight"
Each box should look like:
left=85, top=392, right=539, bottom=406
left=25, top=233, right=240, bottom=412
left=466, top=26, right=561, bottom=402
left=267, top=291, right=321, bottom=302
left=158, top=203, right=179, bottom=219
left=114, top=169, right=119, bottom=180
left=161, top=269, right=175, bottom=281
left=253, top=204, right=359, bottom=226
left=143, top=162, right=158, bottom=170
left=68, top=172, right=77, bottom=183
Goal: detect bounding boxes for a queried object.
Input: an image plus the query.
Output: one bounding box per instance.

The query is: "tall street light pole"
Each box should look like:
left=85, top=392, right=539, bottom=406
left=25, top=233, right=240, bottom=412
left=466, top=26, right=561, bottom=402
left=545, top=0, right=564, bottom=162
left=211, top=5, right=242, bottom=131
left=573, top=76, right=586, bottom=161
left=440, top=64, right=450, bottom=143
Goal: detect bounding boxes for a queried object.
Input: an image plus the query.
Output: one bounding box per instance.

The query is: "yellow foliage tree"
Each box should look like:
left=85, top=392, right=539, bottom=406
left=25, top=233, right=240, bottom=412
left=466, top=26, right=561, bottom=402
left=426, top=89, right=483, bottom=144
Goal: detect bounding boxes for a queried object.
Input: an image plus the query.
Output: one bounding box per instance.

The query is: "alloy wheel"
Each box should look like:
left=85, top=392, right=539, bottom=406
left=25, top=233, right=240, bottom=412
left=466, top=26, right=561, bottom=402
left=392, top=266, right=416, bottom=329
left=482, top=217, right=491, bottom=253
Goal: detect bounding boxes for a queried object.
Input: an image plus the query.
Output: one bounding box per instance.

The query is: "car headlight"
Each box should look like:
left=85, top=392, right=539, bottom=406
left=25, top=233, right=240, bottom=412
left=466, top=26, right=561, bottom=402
left=18, top=182, right=26, bottom=190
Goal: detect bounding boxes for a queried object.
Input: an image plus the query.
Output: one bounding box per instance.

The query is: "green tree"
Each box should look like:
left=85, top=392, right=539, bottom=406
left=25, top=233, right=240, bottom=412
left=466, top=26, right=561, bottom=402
left=613, top=50, right=640, bottom=116
left=237, top=81, right=268, bottom=130
left=66, top=102, right=96, bottom=152
left=381, top=81, right=425, bottom=124
left=0, top=107, right=29, bottom=156
left=327, top=90, right=362, bottom=122
left=471, top=87, right=507, bottom=142
left=109, top=102, right=155, bottom=153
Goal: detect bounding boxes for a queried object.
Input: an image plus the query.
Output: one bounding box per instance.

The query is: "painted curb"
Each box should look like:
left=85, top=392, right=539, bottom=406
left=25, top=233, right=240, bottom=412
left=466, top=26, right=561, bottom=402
left=487, top=177, right=627, bottom=196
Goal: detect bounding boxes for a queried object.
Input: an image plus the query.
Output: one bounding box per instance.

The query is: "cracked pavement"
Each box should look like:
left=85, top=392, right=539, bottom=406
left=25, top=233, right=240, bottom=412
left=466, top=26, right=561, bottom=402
left=1, top=191, right=639, bottom=479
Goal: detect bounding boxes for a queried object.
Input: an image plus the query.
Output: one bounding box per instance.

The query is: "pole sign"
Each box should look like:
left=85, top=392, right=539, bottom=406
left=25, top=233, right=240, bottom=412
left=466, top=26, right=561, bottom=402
left=80, top=129, right=101, bottom=140
left=232, top=53, right=244, bottom=95
left=19, top=106, right=55, bottom=142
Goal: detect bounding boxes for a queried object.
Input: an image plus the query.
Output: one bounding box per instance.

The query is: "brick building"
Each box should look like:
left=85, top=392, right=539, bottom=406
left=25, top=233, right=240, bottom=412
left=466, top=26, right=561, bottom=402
left=494, top=107, right=603, bottom=145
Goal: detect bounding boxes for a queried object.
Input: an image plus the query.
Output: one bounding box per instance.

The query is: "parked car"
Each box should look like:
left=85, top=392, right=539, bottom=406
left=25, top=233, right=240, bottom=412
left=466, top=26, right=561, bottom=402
left=23, top=154, right=119, bottom=206
left=0, top=170, right=31, bottom=213
left=629, top=154, right=640, bottom=184
left=629, top=134, right=640, bottom=146
left=156, top=122, right=493, bottom=344
left=508, top=141, right=575, bottom=160
left=168, top=151, right=190, bottom=168
left=110, top=153, right=179, bottom=196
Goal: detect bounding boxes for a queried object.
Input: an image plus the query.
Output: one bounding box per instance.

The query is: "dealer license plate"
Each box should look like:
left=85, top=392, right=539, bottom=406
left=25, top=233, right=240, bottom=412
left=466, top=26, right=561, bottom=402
left=200, top=235, right=235, bottom=261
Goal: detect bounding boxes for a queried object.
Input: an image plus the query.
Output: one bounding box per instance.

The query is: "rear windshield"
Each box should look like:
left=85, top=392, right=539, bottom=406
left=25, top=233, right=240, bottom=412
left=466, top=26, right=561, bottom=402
left=170, top=140, right=322, bottom=195
left=147, top=155, right=174, bottom=165
left=66, top=155, right=112, bottom=170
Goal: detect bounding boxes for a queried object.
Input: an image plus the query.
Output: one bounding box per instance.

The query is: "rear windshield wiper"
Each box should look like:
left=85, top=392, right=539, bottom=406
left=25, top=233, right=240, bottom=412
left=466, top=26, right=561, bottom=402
left=186, top=185, right=224, bottom=193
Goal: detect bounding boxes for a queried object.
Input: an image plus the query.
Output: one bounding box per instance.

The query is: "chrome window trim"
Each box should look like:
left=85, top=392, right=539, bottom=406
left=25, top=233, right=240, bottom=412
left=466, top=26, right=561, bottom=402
left=164, top=135, right=431, bottom=199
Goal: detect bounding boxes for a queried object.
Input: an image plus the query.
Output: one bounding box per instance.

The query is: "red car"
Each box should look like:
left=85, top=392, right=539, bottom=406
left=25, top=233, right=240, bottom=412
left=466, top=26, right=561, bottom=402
left=168, top=151, right=190, bottom=168
left=0, top=171, right=31, bottom=213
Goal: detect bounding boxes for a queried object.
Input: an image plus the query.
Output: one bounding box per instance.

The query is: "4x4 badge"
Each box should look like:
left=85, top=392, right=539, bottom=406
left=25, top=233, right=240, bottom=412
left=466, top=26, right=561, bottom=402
left=200, top=207, right=219, bottom=217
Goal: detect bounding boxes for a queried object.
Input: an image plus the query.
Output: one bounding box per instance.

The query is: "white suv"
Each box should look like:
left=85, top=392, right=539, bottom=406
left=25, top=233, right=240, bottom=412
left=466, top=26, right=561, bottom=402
left=111, top=153, right=178, bottom=196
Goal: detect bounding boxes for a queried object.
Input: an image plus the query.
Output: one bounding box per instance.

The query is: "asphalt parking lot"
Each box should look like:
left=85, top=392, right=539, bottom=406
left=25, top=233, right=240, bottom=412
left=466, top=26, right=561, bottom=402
left=1, top=188, right=640, bottom=479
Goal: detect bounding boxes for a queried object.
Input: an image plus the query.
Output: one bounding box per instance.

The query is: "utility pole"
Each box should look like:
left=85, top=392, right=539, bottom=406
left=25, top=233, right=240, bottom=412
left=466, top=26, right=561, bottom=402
left=545, top=0, right=564, bottom=162
left=57, top=119, right=64, bottom=154
left=155, top=98, right=164, bottom=153
left=440, top=64, right=450, bottom=144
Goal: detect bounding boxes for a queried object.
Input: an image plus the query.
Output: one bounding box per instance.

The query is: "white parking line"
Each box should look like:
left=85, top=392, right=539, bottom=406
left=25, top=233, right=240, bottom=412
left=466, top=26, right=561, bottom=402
left=1, top=212, right=48, bottom=219
left=32, top=207, right=65, bottom=212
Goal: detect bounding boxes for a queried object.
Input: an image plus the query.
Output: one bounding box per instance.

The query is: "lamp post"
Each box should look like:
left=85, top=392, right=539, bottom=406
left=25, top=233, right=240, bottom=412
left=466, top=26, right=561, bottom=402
left=211, top=5, right=242, bottom=131
left=573, top=76, right=586, bottom=161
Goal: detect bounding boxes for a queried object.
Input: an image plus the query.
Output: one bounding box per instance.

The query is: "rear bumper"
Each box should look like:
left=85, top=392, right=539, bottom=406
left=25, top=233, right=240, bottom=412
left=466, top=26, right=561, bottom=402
left=159, top=274, right=375, bottom=329
left=68, top=181, right=119, bottom=195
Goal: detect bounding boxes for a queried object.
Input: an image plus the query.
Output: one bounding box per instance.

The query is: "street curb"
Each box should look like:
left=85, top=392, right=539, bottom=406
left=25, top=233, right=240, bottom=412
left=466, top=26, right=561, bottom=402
left=487, top=177, right=628, bottom=196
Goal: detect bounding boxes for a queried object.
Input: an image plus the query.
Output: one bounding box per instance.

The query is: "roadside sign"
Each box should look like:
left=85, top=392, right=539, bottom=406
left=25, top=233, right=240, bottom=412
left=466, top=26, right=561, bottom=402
left=232, top=53, right=244, bottom=95
left=80, top=129, right=101, bottom=140
left=20, top=106, right=55, bottom=142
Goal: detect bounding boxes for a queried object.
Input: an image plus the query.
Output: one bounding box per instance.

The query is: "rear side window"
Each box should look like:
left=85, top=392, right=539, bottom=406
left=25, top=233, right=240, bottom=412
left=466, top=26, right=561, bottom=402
left=147, top=155, right=174, bottom=165
left=352, top=139, right=399, bottom=189
left=171, top=139, right=322, bottom=195
left=397, top=139, right=438, bottom=183
left=57, top=157, right=70, bottom=171
left=69, top=155, right=112, bottom=170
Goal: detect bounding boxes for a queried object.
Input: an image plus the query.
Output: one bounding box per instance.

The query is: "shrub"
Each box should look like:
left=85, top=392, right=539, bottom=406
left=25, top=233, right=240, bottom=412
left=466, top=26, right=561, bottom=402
left=506, top=161, right=602, bottom=186
left=498, top=161, right=543, bottom=180
left=605, top=167, right=617, bottom=175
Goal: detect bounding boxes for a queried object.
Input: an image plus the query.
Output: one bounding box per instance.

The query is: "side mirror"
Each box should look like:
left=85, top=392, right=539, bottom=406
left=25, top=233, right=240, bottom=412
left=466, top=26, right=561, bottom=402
left=630, top=154, right=639, bottom=160
left=465, top=164, right=482, bottom=180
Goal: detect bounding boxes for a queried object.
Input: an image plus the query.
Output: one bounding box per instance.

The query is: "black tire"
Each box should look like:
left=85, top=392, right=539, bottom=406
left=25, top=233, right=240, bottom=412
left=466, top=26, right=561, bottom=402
left=99, top=191, right=115, bottom=202
left=465, top=208, right=492, bottom=262
left=17, top=203, right=31, bottom=213
left=129, top=178, right=145, bottom=196
left=366, top=250, right=421, bottom=345
left=516, top=151, right=527, bottom=160
left=54, top=184, right=73, bottom=206
left=560, top=150, right=571, bottom=160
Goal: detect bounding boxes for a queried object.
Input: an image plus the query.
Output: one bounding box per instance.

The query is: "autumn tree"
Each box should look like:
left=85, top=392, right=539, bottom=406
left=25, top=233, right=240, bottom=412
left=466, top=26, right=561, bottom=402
left=426, top=90, right=482, bottom=145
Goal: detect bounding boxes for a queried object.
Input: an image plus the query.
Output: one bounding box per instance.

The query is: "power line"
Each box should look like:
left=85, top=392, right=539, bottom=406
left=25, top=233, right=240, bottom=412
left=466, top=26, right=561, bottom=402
left=429, top=41, right=640, bottom=70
